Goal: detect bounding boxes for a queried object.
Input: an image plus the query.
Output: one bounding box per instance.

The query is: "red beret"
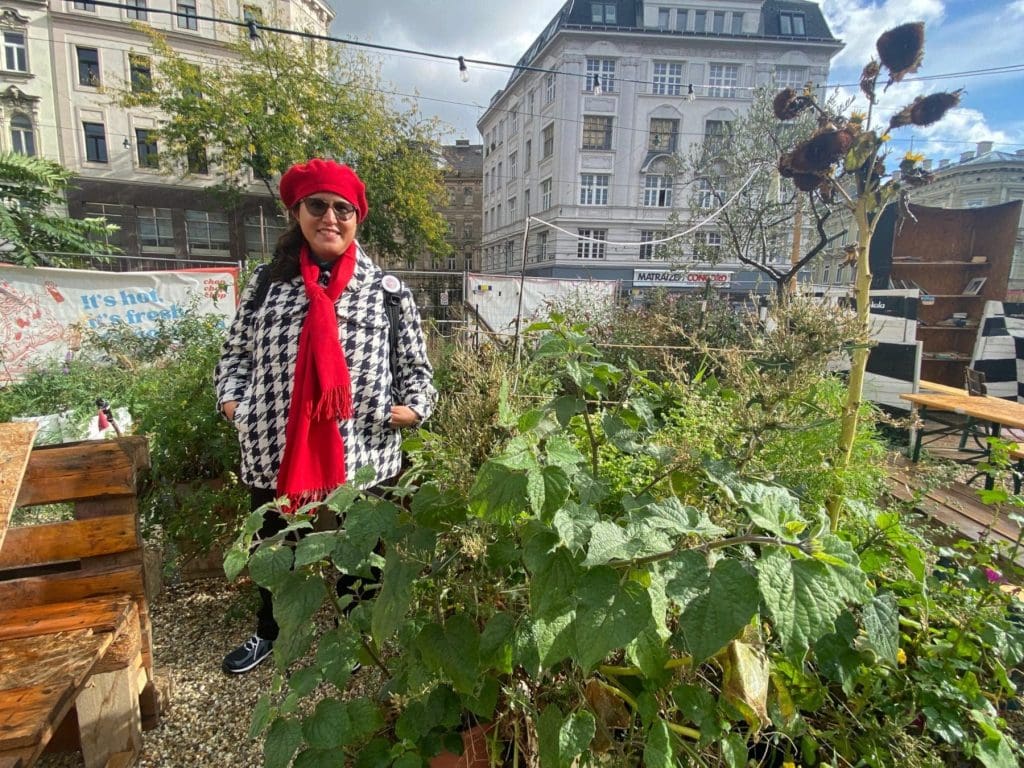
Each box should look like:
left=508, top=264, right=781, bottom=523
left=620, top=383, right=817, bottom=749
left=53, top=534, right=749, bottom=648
left=279, top=159, right=369, bottom=221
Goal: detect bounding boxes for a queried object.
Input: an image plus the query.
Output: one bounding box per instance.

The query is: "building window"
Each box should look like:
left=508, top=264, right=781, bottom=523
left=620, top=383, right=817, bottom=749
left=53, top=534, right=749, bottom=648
left=694, top=10, right=706, bottom=32
left=138, top=207, right=173, bottom=249
left=73, top=0, right=96, bottom=10
left=177, top=0, right=198, bottom=30
left=527, top=89, right=535, bottom=117
left=524, top=139, right=532, bottom=169
left=3, top=31, right=27, bottom=73
left=83, top=202, right=124, bottom=248
left=82, top=122, right=107, bottom=163
left=640, top=230, right=667, bottom=260
left=657, top=8, right=670, bottom=29
left=125, top=0, right=148, bottom=21
left=186, top=209, right=230, bottom=252
left=524, top=189, right=530, bottom=216
left=707, top=64, right=738, bottom=98
left=586, top=57, right=616, bottom=93
left=544, top=71, right=556, bottom=104
left=731, top=13, right=743, bottom=34
left=510, top=107, right=519, bottom=135
left=579, top=174, right=609, bottom=205
left=822, top=264, right=831, bottom=284
left=541, top=178, right=552, bottom=210
left=965, top=198, right=986, bottom=208
left=129, top=54, right=152, bottom=93
left=696, top=179, right=717, bottom=209
left=712, top=11, right=725, bottom=33
left=542, top=123, right=554, bottom=159
left=652, top=61, right=683, bottom=96
left=77, top=47, right=100, bottom=86
left=509, top=151, right=517, bottom=179
left=695, top=230, right=722, bottom=248
left=582, top=115, right=612, bottom=150
left=536, top=230, right=548, bottom=262
left=10, top=113, right=35, bottom=156
left=835, top=264, right=845, bottom=282
left=774, top=65, right=808, bottom=90
left=577, top=229, right=607, bottom=260
left=135, top=128, right=158, bottom=168
left=244, top=211, right=286, bottom=256
left=591, top=2, right=616, bottom=24
left=497, top=161, right=503, bottom=187
left=463, top=222, right=473, bottom=239
left=780, top=11, right=806, bottom=36
left=187, top=143, right=208, bottom=174
left=704, top=119, right=732, bottom=150
left=508, top=196, right=517, bottom=222
left=504, top=239, right=514, bottom=270
left=643, top=175, right=673, bottom=207
left=243, top=4, right=263, bottom=24
left=649, top=118, right=678, bottom=152
left=462, top=187, right=472, bottom=206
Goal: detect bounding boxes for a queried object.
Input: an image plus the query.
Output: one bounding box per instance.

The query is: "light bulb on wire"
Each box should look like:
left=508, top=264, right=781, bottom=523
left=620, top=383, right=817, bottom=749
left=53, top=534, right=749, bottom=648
left=592, top=74, right=602, bottom=96
left=686, top=83, right=696, bottom=102
left=458, top=56, right=469, bottom=83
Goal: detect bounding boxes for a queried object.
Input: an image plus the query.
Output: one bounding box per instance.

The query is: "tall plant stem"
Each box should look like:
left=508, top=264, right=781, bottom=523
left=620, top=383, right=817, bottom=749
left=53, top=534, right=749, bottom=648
left=829, top=196, right=876, bottom=530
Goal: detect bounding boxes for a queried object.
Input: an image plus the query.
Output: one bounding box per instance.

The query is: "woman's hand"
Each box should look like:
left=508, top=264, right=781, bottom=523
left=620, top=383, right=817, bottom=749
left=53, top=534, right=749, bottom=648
left=221, top=400, right=239, bottom=421
left=389, top=405, right=420, bottom=429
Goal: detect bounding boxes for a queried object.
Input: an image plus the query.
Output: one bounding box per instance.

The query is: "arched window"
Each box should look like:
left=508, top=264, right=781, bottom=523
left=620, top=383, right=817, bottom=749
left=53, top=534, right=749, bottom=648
left=10, top=113, right=35, bottom=156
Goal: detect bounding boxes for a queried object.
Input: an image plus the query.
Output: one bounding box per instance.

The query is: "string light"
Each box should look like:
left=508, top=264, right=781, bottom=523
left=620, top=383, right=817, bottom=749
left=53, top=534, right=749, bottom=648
left=122, top=137, right=130, bottom=149
left=458, top=56, right=469, bottom=83
left=592, top=74, right=602, bottom=96
left=686, top=83, right=696, bottom=102
left=247, top=20, right=260, bottom=42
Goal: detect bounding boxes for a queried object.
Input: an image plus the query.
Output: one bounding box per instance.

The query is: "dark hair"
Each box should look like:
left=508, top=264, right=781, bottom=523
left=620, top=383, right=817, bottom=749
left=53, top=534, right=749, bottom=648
left=267, top=215, right=303, bottom=282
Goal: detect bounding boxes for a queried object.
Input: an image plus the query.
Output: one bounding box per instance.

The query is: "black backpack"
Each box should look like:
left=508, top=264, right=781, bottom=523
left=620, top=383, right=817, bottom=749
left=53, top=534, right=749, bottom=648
left=249, top=266, right=403, bottom=387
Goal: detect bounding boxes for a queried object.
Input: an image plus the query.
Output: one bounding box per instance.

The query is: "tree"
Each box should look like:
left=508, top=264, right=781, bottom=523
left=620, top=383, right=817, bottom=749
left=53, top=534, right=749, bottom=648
left=117, top=26, right=451, bottom=264
left=0, top=152, right=118, bottom=266
left=773, top=22, right=960, bottom=526
left=672, top=86, right=843, bottom=297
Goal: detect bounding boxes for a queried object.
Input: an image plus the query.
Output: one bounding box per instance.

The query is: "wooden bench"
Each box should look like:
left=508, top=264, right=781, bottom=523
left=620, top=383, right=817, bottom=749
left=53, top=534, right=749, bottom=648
left=0, top=425, right=161, bottom=768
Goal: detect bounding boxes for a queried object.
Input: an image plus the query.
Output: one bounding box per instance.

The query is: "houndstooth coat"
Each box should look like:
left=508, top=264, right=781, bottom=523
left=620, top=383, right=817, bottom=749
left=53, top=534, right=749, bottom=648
left=215, top=244, right=437, bottom=490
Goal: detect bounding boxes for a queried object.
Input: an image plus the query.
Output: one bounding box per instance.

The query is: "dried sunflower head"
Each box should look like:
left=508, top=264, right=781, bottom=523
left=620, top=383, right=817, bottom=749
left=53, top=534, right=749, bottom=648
left=792, top=172, right=821, bottom=192
left=773, top=87, right=812, bottom=120
left=860, top=60, right=881, bottom=102
left=876, top=22, right=925, bottom=85
left=910, top=90, right=962, bottom=126
left=788, top=130, right=854, bottom=174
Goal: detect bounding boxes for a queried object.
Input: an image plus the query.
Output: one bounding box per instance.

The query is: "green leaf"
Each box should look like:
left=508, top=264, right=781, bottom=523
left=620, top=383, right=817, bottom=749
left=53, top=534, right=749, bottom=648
left=441, top=614, right=481, bottom=695
left=582, top=521, right=633, bottom=566
left=317, top=626, right=362, bottom=688
left=371, top=549, right=417, bottom=642
left=552, top=395, right=583, bottom=426
left=675, top=558, right=759, bottom=662
left=673, top=683, right=719, bottom=737
left=545, top=435, right=585, bottom=469
left=302, top=698, right=350, bottom=749
left=663, top=549, right=710, bottom=608
left=757, top=547, right=849, bottom=658
left=249, top=544, right=294, bottom=588
left=530, top=546, right=581, bottom=619
left=480, top=612, right=515, bottom=671
left=537, top=706, right=595, bottom=768
left=497, top=377, right=515, bottom=426
left=537, top=704, right=563, bottom=768
left=294, top=532, right=337, bottom=567
left=288, top=664, right=322, bottom=697
left=526, top=467, right=546, bottom=517
left=531, top=611, right=576, bottom=670
left=223, top=546, right=249, bottom=582
left=643, top=718, right=674, bottom=768
left=733, top=481, right=804, bottom=538
left=264, top=716, right=303, bottom=768
left=720, top=732, right=748, bottom=768
left=862, top=592, right=899, bottom=665
left=468, top=459, right=530, bottom=523
left=272, top=572, right=326, bottom=635
left=410, top=483, right=467, bottom=528
left=249, top=693, right=273, bottom=739
left=292, top=748, right=346, bottom=768
left=631, top=497, right=727, bottom=538
left=354, top=739, right=392, bottom=768
left=541, top=465, right=571, bottom=519
left=345, top=699, right=385, bottom=745
left=552, top=503, right=598, bottom=553
left=575, top=567, right=651, bottom=669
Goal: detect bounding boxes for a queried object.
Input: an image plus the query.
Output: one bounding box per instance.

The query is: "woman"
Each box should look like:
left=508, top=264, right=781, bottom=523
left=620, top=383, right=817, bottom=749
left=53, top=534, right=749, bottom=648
left=215, top=158, right=436, bottom=674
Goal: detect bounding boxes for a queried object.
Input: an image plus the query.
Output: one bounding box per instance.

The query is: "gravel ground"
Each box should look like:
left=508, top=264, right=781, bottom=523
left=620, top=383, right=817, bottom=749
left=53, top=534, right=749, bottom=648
left=39, top=577, right=284, bottom=768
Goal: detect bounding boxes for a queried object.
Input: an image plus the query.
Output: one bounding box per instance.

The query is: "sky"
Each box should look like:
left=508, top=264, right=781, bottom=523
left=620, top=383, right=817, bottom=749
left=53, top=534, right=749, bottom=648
left=326, top=0, right=1024, bottom=163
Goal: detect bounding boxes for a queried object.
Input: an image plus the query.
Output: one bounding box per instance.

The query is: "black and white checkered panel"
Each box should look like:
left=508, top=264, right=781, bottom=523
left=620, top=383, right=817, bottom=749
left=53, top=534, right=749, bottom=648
left=862, top=290, right=921, bottom=411
left=215, top=247, right=437, bottom=490
left=971, top=301, right=1024, bottom=402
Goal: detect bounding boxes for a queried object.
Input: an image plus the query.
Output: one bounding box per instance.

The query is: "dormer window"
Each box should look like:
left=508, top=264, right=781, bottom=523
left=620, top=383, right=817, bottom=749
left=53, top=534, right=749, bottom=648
left=780, top=11, right=805, bottom=35
left=591, top=2, right=616, bottom=24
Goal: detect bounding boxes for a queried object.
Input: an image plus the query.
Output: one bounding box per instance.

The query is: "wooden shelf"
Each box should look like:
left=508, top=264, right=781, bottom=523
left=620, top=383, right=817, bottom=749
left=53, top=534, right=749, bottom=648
left=891, top=261, right=989, bottom=267
left=922, top=354, right=972, bottom=362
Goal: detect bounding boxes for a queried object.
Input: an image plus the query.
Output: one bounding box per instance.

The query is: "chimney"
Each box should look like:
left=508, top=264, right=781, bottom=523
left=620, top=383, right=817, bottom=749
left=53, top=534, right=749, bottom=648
left=922, top=159, right=932, bottom=170
left=455, top=139, right=470, bottom=146
left=960, top=150, right=975, bottom=163
left=939, top=158, right=950, bottom=168
left=976, top=140, right=994, bottom=155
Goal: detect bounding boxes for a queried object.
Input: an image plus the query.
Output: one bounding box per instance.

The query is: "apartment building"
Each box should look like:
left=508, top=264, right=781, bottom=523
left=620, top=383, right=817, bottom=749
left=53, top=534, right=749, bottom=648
left=476, top=0, right=842, bottom=294
left=1, top=0, right=333, bottom=264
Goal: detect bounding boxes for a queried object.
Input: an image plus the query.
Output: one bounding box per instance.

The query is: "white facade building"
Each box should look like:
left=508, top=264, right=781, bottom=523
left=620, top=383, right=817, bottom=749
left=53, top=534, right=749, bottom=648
left=476, top=0, right=842, bottom=294
left=1, top=0, right=59, bottom=161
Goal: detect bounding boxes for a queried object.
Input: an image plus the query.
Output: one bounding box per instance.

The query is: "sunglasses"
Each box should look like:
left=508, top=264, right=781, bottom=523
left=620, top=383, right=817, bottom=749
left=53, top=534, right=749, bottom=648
left=302, top=197, right=358, bottom=221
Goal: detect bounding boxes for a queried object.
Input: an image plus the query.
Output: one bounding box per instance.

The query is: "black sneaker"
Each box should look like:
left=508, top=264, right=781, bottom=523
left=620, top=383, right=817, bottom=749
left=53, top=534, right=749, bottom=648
left=222, top=634, right=273, bottom=674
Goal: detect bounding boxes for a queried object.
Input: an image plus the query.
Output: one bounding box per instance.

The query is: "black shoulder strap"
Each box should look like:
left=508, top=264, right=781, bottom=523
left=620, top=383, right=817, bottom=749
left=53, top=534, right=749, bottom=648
left=250, top=265, right=272, bottom=312
left=382, top=275, right=402, bottom=389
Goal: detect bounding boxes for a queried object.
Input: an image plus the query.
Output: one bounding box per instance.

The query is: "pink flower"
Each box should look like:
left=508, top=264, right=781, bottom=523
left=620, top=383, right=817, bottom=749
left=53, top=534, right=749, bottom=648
left=984, top=567, right=1003, bottom=583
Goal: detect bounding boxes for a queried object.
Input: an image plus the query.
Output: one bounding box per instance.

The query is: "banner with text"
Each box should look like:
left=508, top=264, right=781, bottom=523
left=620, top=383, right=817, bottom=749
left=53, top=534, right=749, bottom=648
left=0, top=264, right=238, bottom=384
left=632, top=269, right=733, bottom=288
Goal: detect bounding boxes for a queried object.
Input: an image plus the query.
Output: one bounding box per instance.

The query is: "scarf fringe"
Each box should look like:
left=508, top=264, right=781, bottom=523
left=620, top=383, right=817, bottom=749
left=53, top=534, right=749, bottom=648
left=310, top=384, right=353, bottom=421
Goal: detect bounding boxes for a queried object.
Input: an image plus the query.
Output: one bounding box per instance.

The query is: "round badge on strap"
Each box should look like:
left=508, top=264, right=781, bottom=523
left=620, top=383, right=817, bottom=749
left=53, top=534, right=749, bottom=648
left=381, top=274, right=402, bottom=294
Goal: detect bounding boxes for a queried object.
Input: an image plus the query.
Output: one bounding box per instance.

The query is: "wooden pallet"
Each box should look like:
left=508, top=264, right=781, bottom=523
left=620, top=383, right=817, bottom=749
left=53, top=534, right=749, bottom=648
left=886, top=456, right=1024, bottom=567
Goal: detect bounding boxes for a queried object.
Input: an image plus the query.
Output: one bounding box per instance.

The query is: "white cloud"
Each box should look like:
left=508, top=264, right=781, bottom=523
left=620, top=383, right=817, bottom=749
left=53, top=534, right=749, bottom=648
left=822, top=0, right=945, bottom=68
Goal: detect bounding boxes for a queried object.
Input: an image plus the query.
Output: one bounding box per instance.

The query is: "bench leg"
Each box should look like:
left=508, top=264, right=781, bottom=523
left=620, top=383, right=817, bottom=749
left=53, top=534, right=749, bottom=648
left=76, top=666, right=141, bottom=768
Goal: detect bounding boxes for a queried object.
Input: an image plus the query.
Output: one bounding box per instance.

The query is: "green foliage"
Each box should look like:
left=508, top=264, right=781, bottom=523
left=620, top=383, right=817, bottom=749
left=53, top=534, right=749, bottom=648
left=224, top=314, right=1020, bottom=768
left=0, top=151, right=118, bottom=266
left=114, top=26, right=451, bottom=264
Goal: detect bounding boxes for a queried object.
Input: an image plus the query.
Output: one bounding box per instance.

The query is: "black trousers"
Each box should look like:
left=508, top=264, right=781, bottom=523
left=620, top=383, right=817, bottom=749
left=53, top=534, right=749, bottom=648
left=250, top=487, right=382, bottom=641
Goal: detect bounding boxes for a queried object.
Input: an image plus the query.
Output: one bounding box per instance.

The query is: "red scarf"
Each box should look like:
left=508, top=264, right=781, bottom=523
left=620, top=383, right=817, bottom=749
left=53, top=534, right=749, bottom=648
left=276, top=243, right=357, bottom=509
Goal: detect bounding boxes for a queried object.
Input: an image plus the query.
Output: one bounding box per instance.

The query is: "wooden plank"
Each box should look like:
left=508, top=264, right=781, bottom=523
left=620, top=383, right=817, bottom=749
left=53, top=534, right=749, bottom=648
left=77, top=666, right=141, bottom=768
left=0, top=423, right=38, bottom=554
left=918, top=379, right=966, bottom=396
left=0, top=566, right=145, bottom=610
left=0, top=596, right=133, bottom=643
left=15, top=438, right=148, bottom=508
left=103, top=751, right=135, bottom=768
left=0, top=683, right=78, bottom=753
left=0, top=515, right=139, bottom=571
left=0, top=629, right=112, bottom=691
